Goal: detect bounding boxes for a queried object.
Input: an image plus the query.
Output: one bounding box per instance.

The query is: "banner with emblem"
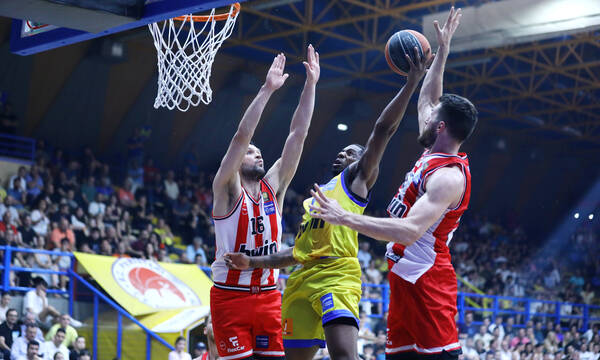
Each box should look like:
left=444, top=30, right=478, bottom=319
left=74, top=252, right=212, bottom=316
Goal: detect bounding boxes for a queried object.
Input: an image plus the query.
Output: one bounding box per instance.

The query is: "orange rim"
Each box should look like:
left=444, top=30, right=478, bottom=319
left=174, top=3, right=241, bottom=22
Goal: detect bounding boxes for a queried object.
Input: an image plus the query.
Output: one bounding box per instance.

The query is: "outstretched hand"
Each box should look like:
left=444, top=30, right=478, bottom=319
left=224, top=252, right=251, bottom=270
left=265, top=53, right=289, bottom=91
left=307, top=184, right=348, bottom=226
left=406, top=46, right=434, bottom=84
left=434, top=6, right=462, bottom=49
left=303, top=44, right=320, bottom=85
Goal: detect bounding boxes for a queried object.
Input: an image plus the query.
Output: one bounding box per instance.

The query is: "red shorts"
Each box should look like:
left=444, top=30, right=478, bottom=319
left=210, top=286, right=284, bottom=359
left=386, top=254, right=461, bottom=356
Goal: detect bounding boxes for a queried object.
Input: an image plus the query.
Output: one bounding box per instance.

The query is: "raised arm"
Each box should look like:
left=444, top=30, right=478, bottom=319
left=348, top=48, right=430, bottom=196
left=212, top=54, right=289, bottom=216
left=265, top=45, right=320, bottom=205
left=417, top=7, right=461, bottom=136
left=309, top=166, right=464, bottom=246
left=224, top=247, right=298, bottom=269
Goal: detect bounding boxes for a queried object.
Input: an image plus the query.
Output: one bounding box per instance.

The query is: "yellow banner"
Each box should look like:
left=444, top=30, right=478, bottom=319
left=74, top=253, right=212, bottom=316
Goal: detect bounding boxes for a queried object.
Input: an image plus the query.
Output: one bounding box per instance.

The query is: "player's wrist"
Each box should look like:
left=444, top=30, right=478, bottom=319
left=261, top=84, right=277, bottom=94
left=438, top=44, right=451, bottom=55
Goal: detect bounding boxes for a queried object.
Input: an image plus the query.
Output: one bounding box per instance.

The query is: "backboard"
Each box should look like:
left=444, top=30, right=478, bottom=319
left=3, top=0, right=244, bottom=56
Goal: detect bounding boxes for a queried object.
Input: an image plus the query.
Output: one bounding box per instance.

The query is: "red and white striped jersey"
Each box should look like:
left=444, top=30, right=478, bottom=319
left=386, top=151, right=471, bottom=284
left=212, top=179, right=282, bottom=292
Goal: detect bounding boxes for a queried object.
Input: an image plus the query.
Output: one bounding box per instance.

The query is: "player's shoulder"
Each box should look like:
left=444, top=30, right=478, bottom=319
left=426, top=166, right=464, bottom=194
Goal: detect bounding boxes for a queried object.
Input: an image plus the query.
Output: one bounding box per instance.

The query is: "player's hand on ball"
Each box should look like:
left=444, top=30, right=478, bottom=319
left=433, top=6, right=462, bottom=49
left=308, top=184, right=347, bottom=226
left=224, top=252, right=251, bottom=270
left=406, top=46, right=433, bottom=84
left=303, top=44, right=320, bottom=85
left=265, top=53, right=289, bottom=91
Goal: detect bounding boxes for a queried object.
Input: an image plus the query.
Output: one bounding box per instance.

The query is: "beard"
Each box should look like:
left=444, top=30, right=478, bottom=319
left=240, top=164, right=265, bottom=181
left=331, top=163, right=344, bottom=176
left=418, top=126, right=438, bottom=148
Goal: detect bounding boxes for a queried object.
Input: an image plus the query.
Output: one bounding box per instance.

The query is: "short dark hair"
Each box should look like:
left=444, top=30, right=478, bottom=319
left=28, top=340, right=39, bottom=349
left=33, top=277, right=48, bottom=288
left=175, top=336, right=185, bottom=345
left=56, top=328, right=66, bottom=335
left=350, top=144, right=366, bottom=156
left=6, top=308, right=17, bottom=317
left=438, top=94, right=478, bottom=143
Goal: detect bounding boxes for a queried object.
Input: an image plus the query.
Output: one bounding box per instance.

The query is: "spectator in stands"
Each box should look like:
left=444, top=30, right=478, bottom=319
left=8, top=167, right=27, bottom=203
left=68, top=336, right=85, bottom=360
left=185, top=237, right=207, bottom=266
left=16, top=339, right=42, bottom=360
left=45, top=314, right=77, bottom=349
left=168, top=336, right=191, bottom=360
left=87, top=194, right=105, bottom=217
left=79, top=177, right=96, bottom=206
left=49, top=219, right=75, bottom=250
left=30, top=200, right=50, bottom=237
left=25, top=166, right=44, bottom=205
left=504, top=317, right=516, bottom=338
left=11, top=324, right=39, bottom=359
left=23, top=278, right=60, bottom=327
left=70, top=208, right=88, bottom=240
left=0, top=293, right=11, bottom=323
left=164, top=171, right=179, bottom=205
left=0, top=212, right=18, bottom=237
left=474, top=324, right=494, bottom=350
left=510, top=328, right=531, bottom=349
left=99, top=239, right=113, bottom=256
left=0, top=308, right=20, bottom=359
left=42, top=328, right=68, bottom=360
left=117, top=180, right=135, bottom=208
left=365, top=261, right=382, bottom=285
left=357, top=241, right=372, bottom=269
left=0, top=196, right=19, bottom=226
left=74, top=349, right=90, bottom=360
left=31, top=238, right=59, bottom=288
left=581, top=283, right=595, bottom=305
left=489, top=317, right=506, bottom=341
left=459, top=312, right=477, bottom=338
left=192, top=342, right=207, bottom=360
left=533, top=321, right=545, bottom=344
left=18, top=215, right=36, bottom=248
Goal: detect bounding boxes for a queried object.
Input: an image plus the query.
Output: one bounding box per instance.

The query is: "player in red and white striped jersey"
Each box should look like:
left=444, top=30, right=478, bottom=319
left=309, top=7, right=478, bottom=360
left=210, top=45, right=320, bottom=360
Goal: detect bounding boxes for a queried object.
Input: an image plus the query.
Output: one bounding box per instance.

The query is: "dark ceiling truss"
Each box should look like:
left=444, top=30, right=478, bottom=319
left=225, top=0, right=600, bottom=144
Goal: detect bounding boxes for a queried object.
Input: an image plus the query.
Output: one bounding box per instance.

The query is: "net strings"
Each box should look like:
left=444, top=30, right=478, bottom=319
left=148, top=5, right=239, bottom=111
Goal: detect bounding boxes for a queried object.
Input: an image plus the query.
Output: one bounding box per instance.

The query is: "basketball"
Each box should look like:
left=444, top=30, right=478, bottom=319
left=385, top=30, right=431, bottom=75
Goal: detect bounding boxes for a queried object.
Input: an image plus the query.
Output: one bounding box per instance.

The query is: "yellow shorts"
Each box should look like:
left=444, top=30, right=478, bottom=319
left=281, top=257, right=362, bottom=348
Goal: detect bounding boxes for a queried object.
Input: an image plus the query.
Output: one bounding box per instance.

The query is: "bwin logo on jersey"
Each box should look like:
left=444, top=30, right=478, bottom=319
left=239, top=242, right=278, bottom=257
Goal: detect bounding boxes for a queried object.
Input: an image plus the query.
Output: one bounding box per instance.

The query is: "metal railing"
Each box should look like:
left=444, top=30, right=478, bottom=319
left=0, top=133, right=35, bottom=162
left=0, top=246, right=174, bottom=360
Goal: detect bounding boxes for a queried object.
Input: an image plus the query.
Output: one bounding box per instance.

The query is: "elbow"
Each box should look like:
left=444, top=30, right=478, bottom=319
left=373, top=121, right=397, bottom=138
left=393, top=224, right=422, bottom=246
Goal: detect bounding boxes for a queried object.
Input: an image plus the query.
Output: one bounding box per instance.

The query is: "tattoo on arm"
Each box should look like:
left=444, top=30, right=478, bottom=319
left=249, top=247, right=298, bottom=269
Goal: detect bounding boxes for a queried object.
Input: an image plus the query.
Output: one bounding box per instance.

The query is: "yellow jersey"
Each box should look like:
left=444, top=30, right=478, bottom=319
left=293, top=168, right=369, bottom=263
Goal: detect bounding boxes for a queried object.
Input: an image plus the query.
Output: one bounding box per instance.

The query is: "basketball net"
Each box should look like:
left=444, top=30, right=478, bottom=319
left=148, top=4, right=240, bottom=111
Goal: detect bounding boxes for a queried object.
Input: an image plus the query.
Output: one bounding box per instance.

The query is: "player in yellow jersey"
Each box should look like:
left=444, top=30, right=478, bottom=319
left=225, top=49, right=430, bottom=360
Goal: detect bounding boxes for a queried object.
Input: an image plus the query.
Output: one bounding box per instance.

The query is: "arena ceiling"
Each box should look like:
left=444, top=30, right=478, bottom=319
left=1, top=0, right=600, bottom=152
left=226, top=0, right=600, bottom=147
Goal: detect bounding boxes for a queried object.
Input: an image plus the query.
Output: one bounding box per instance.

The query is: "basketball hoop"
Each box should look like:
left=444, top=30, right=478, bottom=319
left=148, top=3, right=240, bottom=111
